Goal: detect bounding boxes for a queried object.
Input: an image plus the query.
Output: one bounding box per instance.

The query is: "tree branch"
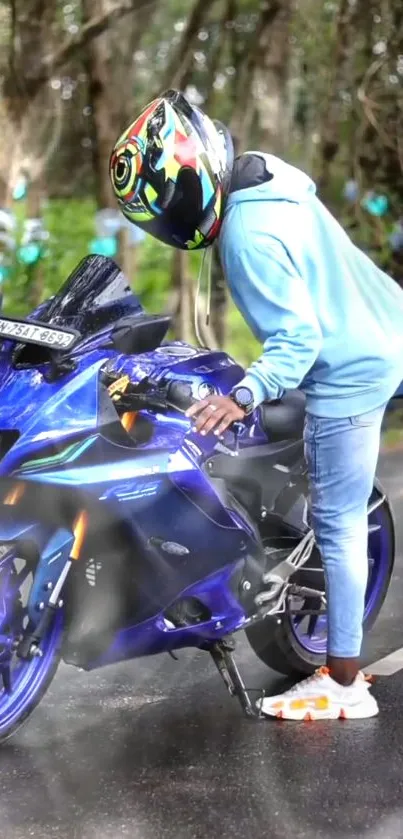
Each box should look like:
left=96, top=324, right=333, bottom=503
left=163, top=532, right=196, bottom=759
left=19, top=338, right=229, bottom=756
left=161, top=0, right=219, bottom=92
left=30, top=0, right=153, bottom=95
left=204, top=0, right=236, bottom=111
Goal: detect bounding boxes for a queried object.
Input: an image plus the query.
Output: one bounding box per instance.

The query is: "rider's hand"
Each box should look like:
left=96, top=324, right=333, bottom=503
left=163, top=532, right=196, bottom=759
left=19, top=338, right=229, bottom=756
left=186, top=395, right=245, bottom=436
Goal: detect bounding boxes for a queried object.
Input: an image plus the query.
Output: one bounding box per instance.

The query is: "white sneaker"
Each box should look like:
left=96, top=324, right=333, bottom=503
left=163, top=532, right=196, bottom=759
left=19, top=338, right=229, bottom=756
left=257, top=666, right=379, bottom=720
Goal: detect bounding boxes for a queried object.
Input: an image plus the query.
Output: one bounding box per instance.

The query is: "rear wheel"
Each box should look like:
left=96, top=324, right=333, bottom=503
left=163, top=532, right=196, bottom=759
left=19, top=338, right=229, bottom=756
left=246, top=486, right=394, bottom=676
left=0, top=546, right=63, bottom=743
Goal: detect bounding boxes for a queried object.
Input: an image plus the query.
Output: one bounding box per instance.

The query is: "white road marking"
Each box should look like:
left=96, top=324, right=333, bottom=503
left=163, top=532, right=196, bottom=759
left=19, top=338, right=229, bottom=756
left=366, top=647, right=403, bottom=676
left=366, top=467, right=403, bottom=673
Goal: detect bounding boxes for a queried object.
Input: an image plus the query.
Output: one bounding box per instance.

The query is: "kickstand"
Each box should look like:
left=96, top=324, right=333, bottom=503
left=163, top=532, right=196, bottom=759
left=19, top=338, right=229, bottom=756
left=209, top=638, right=259, bottom=719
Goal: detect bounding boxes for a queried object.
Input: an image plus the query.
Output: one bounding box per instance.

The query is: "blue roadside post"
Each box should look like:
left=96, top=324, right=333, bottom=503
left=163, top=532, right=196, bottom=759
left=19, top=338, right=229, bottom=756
left=18, top=218, right=50, bottom=265
left=90, top=208, right=122, bottom=257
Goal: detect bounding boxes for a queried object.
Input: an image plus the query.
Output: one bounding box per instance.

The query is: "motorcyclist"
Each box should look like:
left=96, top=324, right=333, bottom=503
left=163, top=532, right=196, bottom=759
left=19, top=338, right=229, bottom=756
left=109, top=89, right=403, bottom=721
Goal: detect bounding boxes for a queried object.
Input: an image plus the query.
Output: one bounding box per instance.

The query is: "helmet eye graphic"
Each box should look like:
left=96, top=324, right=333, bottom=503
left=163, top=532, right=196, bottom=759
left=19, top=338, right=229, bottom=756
left=112, top=139, right=143, bottom=198
left=115, top=158, right=129, bottom=184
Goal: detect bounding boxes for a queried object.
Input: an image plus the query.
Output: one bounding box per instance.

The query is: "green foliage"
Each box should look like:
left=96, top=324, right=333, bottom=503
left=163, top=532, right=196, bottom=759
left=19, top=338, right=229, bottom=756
left=1, top=198, right=258, bottom=367
left=2, top=199, right=94, bottom=315
left=136, top=236, right=172, bottom=312
left=226, top=304, right=260, bottom=366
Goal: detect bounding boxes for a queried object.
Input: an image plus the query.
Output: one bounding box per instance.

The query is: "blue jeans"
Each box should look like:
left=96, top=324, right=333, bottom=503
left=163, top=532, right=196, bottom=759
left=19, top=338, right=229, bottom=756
left=303, top=406, right=386, bottom=658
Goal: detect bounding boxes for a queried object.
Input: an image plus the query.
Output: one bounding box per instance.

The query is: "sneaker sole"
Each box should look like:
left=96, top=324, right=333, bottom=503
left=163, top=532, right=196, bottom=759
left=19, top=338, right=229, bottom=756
left=259, top=700, right=379, bottom=721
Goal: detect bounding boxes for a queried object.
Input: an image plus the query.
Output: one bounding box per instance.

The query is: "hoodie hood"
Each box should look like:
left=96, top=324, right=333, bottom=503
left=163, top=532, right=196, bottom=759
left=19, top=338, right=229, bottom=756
left=226, top=152, right=316, bottom=206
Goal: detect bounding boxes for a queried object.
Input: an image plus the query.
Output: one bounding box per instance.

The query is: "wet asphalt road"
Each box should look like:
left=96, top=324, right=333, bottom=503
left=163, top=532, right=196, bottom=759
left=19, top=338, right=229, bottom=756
left=1, top=452, right=403, bottom=839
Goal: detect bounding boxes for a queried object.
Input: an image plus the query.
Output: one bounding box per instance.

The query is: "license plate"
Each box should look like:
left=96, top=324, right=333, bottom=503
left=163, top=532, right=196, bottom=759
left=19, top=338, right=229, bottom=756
left=0, top=317, right=78, bottom=350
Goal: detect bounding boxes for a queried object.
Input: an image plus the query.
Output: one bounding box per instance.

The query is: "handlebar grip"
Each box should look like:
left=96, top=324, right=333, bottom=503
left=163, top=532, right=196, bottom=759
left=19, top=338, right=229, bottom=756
left=166, top=380, right=197, bottom=412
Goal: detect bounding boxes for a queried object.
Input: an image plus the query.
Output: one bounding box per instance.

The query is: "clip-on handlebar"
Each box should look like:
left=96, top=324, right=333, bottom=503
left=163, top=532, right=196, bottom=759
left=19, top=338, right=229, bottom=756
left=106, top=375, right=245, bottom=442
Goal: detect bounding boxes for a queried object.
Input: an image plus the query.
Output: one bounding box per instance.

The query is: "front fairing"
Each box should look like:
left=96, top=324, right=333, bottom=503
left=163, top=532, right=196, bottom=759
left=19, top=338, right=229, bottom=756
left=0, top=350, right=112, bottom=475
left=0, top=332, right=265, bottom=657
left=0, top=337, right=251, bottom=483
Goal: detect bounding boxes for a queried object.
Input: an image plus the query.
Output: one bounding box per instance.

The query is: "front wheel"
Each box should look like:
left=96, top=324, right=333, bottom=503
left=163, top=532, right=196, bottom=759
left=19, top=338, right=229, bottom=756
left=246, top=485, right=394, bottom=676
left=0, top=546, right=64, bottom=743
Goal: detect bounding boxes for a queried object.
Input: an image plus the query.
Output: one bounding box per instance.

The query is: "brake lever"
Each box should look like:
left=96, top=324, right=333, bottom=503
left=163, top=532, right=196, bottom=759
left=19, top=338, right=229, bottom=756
left=117, top=389, right=169, bottom=412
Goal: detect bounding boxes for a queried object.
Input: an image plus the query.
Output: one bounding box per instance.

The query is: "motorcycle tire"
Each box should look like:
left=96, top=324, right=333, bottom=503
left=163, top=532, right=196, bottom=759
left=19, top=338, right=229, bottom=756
left=246, top=487, right=395, bottom=676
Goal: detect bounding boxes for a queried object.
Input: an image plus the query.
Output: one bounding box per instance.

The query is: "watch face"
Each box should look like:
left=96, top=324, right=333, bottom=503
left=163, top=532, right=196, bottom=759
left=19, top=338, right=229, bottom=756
left=233, top=386, right=253, bottom=407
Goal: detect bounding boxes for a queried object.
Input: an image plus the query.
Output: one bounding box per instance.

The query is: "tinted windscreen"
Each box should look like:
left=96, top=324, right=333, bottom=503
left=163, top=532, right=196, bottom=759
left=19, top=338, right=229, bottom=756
left=37, top=254, right=143, bottom=339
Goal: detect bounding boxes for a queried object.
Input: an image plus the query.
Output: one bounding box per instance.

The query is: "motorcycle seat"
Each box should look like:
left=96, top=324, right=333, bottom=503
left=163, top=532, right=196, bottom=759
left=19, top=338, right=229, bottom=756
left=258, top=390, right=306, bottom=442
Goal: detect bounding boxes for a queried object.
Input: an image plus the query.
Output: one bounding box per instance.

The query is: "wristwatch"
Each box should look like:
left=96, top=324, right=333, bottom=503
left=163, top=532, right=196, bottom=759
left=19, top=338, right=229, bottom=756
left=230, top=385, right=254, bottom=416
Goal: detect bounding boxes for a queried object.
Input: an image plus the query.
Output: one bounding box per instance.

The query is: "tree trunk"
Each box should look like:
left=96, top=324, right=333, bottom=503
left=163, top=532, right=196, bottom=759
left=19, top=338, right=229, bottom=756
left=229, top=0, right=281, bottom=153
left=210, top=246, right=227, bottom=348
left=203, top=0, right=236, bottom=112
left=162, top=0, right=225, bottom=347
left=118, top=226, right=139, bottom=284
left=1, top=1, right=57, bottom=203
left=171, top=250, right=193, bottom=343
left=82, top=0, right=117, bottom=210
left=111, top=4, right=160, bottom=127
left=253, top=0, right=294, bottom=154
left=82, top=0, right=161, bottom=279
left=26, top=173, right=46, bottom=309
left=316, top=0, right=356, bottom=195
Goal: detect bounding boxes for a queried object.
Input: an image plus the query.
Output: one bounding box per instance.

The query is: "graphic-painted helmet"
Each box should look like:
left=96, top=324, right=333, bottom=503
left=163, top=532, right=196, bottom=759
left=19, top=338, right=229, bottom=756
left=109, top=89, right=234, bottom=250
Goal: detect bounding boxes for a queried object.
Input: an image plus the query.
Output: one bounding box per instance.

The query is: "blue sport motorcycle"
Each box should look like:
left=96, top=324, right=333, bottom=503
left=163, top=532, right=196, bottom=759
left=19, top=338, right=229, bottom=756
left=0, top=254, right=394, bottom=741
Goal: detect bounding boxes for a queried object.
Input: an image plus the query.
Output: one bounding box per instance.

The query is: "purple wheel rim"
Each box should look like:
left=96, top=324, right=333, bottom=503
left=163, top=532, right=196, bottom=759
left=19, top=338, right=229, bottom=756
left=291, top=500, right=391, bottom=656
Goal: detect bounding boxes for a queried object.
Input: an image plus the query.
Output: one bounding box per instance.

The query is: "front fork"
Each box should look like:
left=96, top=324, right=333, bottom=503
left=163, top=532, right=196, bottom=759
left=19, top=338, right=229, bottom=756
left=18, top=511, right=88, bottom=660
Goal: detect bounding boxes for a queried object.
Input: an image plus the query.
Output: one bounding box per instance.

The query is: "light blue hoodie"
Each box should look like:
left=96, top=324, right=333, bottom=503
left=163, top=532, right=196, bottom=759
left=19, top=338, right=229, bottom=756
left=219, top=153, right=403, bottom=417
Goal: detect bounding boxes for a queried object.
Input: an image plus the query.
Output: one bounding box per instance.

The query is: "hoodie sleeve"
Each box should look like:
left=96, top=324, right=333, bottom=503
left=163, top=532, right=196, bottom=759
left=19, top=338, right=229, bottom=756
left=227, top=240, right=322, bottom=406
